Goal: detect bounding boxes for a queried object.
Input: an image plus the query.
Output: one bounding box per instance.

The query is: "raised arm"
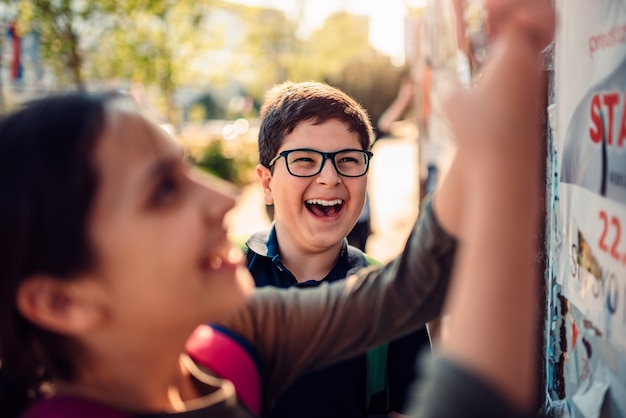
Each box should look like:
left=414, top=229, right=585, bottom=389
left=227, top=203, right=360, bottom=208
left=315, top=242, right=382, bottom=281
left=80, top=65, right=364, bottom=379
left=413, top=0, right=555, bottom=415
left=377, top=76, right=415, bottom=136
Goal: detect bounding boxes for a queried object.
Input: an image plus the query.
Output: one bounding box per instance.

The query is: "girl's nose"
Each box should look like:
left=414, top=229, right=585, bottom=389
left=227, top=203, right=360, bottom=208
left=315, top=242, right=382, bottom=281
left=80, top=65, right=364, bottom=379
left=195, top=171, right=238, bottom=222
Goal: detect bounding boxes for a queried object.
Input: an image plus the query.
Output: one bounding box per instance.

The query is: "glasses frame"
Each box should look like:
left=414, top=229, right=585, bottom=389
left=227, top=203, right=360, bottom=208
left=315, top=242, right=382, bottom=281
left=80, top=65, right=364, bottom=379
left=268, top=148, right=374, bottom=178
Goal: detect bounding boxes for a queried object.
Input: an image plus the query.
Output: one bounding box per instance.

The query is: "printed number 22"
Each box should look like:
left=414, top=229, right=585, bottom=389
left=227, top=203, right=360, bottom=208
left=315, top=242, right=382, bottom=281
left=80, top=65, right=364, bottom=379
left=599, top=210, right=622, bottom=261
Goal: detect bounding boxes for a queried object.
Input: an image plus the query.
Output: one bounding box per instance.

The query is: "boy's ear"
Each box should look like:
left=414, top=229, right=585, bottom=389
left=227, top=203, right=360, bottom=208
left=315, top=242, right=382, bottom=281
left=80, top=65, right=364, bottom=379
left=256, top=164, right=274, bottom=205
left=16, top=275, right=106, bottom=336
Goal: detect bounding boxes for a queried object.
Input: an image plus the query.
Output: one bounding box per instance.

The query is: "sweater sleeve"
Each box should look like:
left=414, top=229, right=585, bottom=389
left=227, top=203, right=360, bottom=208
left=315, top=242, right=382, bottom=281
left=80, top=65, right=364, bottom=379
left=408, top=354, right=544, bottom=418
left=218, top=198, right=457, bottom=407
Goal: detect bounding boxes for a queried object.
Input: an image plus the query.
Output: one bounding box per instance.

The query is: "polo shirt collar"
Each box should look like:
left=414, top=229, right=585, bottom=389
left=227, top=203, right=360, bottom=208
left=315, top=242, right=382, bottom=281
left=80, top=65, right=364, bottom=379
left=246, top=226, right=368, bottom=284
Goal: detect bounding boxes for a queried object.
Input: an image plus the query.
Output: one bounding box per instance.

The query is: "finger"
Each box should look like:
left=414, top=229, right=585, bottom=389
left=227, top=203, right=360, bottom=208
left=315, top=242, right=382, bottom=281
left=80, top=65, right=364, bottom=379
left=486, top=0, right=556, bottom=51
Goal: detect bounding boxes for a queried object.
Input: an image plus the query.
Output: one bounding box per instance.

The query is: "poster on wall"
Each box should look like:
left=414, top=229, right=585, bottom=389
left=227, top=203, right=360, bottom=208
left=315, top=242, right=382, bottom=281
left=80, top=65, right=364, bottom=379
left=553, top=0, right=626, bottom=416
left=555, top=0, right=626, bottom=349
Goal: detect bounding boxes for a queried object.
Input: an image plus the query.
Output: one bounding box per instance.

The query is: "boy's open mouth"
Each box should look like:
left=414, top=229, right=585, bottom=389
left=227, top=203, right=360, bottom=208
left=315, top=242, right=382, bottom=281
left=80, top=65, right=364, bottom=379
left=305, top=198, right=344, bottom=217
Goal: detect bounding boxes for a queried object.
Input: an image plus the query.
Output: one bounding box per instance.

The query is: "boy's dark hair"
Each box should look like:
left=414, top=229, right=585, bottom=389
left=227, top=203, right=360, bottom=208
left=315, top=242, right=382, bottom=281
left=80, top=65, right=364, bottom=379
left=0, top=93, right=111, bottom=417
left=258, top=81, right=375, bottom=167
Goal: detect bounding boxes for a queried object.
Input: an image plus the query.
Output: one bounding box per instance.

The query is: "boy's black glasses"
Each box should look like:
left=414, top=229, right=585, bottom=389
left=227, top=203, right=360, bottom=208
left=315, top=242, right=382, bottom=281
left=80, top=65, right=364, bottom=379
left=268, top=148, right=374, bottom=178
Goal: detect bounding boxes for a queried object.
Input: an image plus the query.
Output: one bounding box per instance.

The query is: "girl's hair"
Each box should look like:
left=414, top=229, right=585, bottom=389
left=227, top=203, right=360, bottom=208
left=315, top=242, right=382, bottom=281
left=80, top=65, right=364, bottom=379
left=0, top=93, right=110, bottom=416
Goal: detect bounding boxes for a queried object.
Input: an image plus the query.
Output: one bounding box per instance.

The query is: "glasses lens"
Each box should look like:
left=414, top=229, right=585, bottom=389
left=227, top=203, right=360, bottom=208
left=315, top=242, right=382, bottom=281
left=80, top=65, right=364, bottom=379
left=285, top=150, right=324, bottom=176
left=335, top=150, right=369, bottom=176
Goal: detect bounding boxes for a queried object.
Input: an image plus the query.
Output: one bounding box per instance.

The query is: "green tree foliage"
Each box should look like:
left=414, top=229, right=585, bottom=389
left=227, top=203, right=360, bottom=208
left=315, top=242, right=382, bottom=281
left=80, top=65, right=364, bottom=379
left=88, top=0, right=223, bottom=124
left=188, top=92, right=224, bottom=121
left=193, top=140, right=255, bottom=185
left=10, top=0, right=407, bottom=131
left=16, top=0, right=98, bottom=90
left=325, top=51, right=406, bottom=131
left=236, top=6, right=299, bottom=99
left=194, top=141, right=238, bottom=183
left=308, top=12, right=371, bottom=75
left=16, top=0, right=227, bottom=122
left=286, top=12, right=371, bottom=83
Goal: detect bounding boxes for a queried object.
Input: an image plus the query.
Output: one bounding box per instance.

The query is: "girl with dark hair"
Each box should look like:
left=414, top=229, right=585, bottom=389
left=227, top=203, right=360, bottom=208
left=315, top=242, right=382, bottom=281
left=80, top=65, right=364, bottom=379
left=0, top=94, right=106, bottom=416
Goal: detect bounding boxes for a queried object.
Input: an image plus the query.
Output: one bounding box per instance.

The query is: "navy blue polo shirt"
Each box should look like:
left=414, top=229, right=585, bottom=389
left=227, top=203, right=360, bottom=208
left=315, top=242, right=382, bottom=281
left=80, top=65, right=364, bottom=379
left=245, top=228, right=431, bottom=418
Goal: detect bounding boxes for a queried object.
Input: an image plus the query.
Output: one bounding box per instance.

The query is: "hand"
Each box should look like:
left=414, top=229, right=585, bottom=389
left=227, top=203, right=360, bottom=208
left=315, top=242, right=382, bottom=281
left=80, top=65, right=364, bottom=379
left=397, top=77, right=414, bottom=102
left=442, top=17, right=549, bottom=164
left=432, top=0, right=554, bottom=238
left=486, top=0, right=556, bottom=51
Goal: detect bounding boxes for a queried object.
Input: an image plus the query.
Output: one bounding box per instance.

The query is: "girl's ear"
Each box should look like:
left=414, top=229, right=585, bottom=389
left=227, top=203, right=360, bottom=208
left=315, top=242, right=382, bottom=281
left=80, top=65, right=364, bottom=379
left=16, top=275, right=106, bottom=336
left=256, top=164, right=274, bottom=205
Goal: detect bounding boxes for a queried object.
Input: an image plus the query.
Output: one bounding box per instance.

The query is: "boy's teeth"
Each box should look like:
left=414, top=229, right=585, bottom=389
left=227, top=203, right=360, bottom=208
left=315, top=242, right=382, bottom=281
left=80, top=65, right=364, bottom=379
left=306, top=199, right=342, bottom=206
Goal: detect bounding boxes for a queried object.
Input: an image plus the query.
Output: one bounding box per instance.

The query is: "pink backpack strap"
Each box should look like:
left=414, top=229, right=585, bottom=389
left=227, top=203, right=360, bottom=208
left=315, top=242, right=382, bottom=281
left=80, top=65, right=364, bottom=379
left=22, top=396, right=130, bottom=418
left=185, top=324, right=263, bottom=415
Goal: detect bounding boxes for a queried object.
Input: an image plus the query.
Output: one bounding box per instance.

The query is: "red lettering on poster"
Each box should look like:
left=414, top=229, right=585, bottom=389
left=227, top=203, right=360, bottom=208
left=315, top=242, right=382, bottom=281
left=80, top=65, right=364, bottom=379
left=589, top=91, right=626, bottom=147
left=603, top=93, right=620, bottom=145
left=590, top=94, right=603, bottom=144
left=599, top=210, right=624, bottom=264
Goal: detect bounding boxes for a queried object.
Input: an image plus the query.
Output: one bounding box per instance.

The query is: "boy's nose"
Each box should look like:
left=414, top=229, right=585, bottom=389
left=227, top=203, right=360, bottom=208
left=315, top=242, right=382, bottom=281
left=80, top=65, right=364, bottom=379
left=316, top=158, right=341, bottom=185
